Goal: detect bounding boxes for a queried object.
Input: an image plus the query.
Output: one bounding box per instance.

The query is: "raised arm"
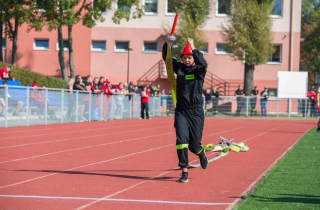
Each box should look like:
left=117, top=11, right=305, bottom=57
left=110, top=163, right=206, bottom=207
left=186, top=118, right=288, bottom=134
left=162, top=42, right=179, bottom=74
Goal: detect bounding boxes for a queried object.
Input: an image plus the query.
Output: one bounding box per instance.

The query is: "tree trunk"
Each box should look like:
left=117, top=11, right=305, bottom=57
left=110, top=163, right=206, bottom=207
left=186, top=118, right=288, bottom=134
left=68, top=26, right=75, bottom=79
left=0, top=20, right=3, bottom=62
left=58, top=26, right=68, bottom=81
left=244, top=64, right=254, bottom=96
left=11, top=19, right=18, bottom=66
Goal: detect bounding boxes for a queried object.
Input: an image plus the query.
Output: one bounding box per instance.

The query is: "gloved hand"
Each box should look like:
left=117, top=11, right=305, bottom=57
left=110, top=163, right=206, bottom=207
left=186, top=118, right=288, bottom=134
left=166, top=34, right=176, bottom=44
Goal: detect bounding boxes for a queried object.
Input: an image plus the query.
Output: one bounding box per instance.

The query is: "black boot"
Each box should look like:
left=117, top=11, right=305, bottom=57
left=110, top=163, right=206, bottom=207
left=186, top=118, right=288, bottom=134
left=177, top=172, right=188, bottom=183
left=199, top=149, right=208, bottom=169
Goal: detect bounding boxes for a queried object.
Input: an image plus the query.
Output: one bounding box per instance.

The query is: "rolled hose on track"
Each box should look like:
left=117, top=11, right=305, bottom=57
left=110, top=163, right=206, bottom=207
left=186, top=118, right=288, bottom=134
left=189, top=136, right=249, bottom=168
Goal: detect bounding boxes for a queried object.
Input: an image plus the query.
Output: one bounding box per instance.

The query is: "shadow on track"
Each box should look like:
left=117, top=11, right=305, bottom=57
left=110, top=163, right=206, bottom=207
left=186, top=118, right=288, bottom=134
left=14, top=169, right=181, bottom=182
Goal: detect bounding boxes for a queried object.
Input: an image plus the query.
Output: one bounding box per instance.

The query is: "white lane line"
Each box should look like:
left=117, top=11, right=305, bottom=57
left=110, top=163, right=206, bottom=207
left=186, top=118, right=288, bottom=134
left=0, top=195, right=234, bottom=205
left=0, top=132, right=174, bottom=164
left=242, top=125, right=285, bottom=142
left=0, top=118, right=152, bottom=135
left=0, top=121, right=162, bottom=140
left=0, top=125, right=173, bottom=149
left=0, top=143, right=174, bottom=189
left=74, top=126, right=247, bottom=210
left=0, top=125, right=245, bottom=190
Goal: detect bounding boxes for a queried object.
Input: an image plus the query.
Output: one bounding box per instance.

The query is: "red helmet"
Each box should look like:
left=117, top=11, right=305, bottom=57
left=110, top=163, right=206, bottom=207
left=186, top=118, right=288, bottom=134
left=32, top=83, right=38, bottom=87
left=180, top=43, right=193, bottom=58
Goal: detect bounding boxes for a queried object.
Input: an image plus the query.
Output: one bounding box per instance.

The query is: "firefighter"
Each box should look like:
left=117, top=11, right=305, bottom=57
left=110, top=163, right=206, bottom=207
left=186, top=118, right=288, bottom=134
left=250, top=86, right=259, bottom=116
left=162, top=36, right=208, bottom=183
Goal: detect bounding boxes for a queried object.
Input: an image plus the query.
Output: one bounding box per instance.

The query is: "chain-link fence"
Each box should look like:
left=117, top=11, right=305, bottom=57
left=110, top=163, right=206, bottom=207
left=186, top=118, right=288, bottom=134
left=0, top=85, right=162, bottom=128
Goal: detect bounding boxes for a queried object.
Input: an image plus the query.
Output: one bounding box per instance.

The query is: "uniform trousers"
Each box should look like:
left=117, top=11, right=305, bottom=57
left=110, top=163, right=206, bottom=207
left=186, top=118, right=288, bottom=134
left=175, top=107, right=204, bottom=169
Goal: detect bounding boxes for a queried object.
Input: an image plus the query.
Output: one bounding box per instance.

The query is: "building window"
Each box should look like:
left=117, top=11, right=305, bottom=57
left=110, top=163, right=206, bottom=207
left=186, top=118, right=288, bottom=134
left=2, top=39, right=6, bottom=50
left=117, top=0, right=131, bottom=11
left=34, top=39, right=49, bottom=50
left=268, top=88, right=277, bottom=97
left=34, top=0, right=47, bottom=12
left=91, top=41, right=106, bottom=52
left=144, top=0, right=157, bottom=14
left=115, top=41, right=129, bottom=52
left=199, top=43, right=209, bottom=54
left=217, top=0, right=230, bottom=16
left=215, top=43, right=230, bottom=54
left=166, top=0, right=175, bottom=15
left=271, top=0, right=283, bottom=17
left=56, top=39, right=69, bottom=51
left=268, top=44, right=282, bottom=64
left=93, top=0, right=107, bottom=14
left=143, top=41, right=158, bottom=53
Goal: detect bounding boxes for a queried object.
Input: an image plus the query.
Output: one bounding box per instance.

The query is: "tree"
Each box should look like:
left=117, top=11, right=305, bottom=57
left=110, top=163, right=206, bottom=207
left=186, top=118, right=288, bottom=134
left=167, top=0, right=211, bottom=60
left=301, top=0, right=320, bottom=74
left=220, top=0, right=275, bottom=96
left=35, top=0, right=144, bottom=80
left=0, top=0, right=39, bottom=66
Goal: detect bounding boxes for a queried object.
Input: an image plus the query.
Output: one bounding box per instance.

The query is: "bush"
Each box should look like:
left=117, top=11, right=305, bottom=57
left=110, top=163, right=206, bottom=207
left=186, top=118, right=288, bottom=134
left=0, top=62, right=67, bottom=88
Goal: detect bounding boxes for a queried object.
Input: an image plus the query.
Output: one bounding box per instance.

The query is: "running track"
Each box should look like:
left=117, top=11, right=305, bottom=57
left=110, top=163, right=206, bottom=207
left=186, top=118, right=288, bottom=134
left=0, top=117, right=316, bottom=210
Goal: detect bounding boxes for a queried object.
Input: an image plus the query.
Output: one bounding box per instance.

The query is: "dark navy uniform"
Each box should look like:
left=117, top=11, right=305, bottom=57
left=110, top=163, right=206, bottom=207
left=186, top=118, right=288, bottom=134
left=250, top=90, right=259, bottom=116
left=211, top=91, right=219, bottom=116
left=162, top=43, right=207, bottom=169
left=235, top=89, right=244, bottom=116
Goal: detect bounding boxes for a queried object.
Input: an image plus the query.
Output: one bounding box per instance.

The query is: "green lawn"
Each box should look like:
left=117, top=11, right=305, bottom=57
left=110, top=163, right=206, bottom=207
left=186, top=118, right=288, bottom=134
left=237, top=128, right=320, bottom=210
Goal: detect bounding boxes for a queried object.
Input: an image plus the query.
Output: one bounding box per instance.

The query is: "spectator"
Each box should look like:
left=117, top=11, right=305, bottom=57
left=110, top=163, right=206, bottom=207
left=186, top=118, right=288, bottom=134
left=38, top=86, right=56, bottom=119
left=128, top=81, right=136, bottom=100
left=83, top=75, right=93, bottom=91
left=260, top=86, right=270, bottom=116
left=0, top=66, right=15, bottom=81
left=82, top=75, right=92, bottom=119
left=204, top=88, right=211, bottom=116
left=211, top=86, right=219, bottom=117
left=156, top=84, right=162, bottom=96
left=308, top=88, right=317, bottom=117
left=122, top=83, right=129, bottom=95
left=250, top=86, right=259, bottom=116
left=150, top=84, right=157, bottom=96
left=166, top=90, right=173, bottom=116
left=0, top=80, right=23, bottom=116
left=0, top=98, right=5, bottom=117
left=65, top=78, right=75, bottom=120
left=235, top=85, right=244, bottom=116
left=73, top=77, right=87, bottom=122
left=114, top=82, right=124, bottom=119
left=140, top=86, right=150, bottom=120
left=30, top=83, right=45, bottom=118
left=317, top=86, right=320, bottom=132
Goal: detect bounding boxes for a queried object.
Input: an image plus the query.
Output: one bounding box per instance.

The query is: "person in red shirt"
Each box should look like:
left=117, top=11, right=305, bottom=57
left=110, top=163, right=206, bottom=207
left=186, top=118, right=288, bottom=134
left=140, top=86, right=150, bottom=120
left=29, top=83, right=46, bottom=117
left=0, top=66, right=15, bottom=81
left=307, top=89, right=317, bottom=117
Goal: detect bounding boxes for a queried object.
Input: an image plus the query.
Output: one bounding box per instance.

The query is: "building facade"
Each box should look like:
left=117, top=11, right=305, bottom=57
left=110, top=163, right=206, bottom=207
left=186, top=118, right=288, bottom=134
left=2, top=0, right=301, bottom=96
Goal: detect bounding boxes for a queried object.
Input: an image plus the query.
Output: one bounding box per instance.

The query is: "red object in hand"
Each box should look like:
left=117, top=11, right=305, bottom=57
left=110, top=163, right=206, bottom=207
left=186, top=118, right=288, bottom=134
left=170, top=13, right=179, bottom=36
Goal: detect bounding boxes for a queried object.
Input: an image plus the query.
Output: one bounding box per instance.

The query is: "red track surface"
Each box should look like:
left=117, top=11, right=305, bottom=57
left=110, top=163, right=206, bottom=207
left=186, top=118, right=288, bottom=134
left=0, top=117, right=316, bottom=210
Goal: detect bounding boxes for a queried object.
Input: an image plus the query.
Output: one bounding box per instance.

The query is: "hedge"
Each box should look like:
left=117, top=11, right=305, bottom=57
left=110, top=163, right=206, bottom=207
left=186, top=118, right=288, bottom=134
left=0, top=62, right=67, bottom=88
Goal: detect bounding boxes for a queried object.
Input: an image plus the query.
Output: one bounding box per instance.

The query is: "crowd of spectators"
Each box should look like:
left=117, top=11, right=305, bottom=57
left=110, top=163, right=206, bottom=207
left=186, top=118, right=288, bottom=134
left=64, top=75, right=162, bottom=122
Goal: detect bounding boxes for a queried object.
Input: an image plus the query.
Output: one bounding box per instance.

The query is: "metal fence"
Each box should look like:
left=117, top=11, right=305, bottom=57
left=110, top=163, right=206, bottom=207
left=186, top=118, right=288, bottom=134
left=0, top=85, right=161, bottom=127
left=1, top=85, right=318, bottom=128
left=164, top=95, right=319, bottom=118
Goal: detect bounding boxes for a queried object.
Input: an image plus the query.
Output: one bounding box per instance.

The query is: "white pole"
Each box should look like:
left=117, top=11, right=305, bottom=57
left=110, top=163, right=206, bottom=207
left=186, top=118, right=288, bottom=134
left=26, top=87, right=29, bottom=126
left=45, top=88, right=48, bottom=125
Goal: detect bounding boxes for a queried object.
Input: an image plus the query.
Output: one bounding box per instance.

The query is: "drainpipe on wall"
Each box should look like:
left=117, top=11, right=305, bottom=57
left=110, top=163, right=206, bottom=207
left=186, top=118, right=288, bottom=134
left=288, top=0, right=294, bottom=116
left=289, top=0, right=294, bottom=72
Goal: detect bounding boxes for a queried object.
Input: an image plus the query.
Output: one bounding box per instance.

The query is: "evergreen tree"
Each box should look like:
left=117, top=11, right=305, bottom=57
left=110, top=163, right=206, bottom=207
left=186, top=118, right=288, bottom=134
left=220, top=0, right=275, bottom=96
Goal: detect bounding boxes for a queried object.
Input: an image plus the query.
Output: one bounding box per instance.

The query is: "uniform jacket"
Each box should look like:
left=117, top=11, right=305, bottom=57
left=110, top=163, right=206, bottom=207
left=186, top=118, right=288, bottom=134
left=162, top=43, right=207, bottom=109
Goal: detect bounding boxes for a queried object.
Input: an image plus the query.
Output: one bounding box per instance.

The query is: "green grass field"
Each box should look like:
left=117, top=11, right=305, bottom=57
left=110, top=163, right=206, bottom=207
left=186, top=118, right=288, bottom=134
left=237, top=128, right=320, bottom=210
